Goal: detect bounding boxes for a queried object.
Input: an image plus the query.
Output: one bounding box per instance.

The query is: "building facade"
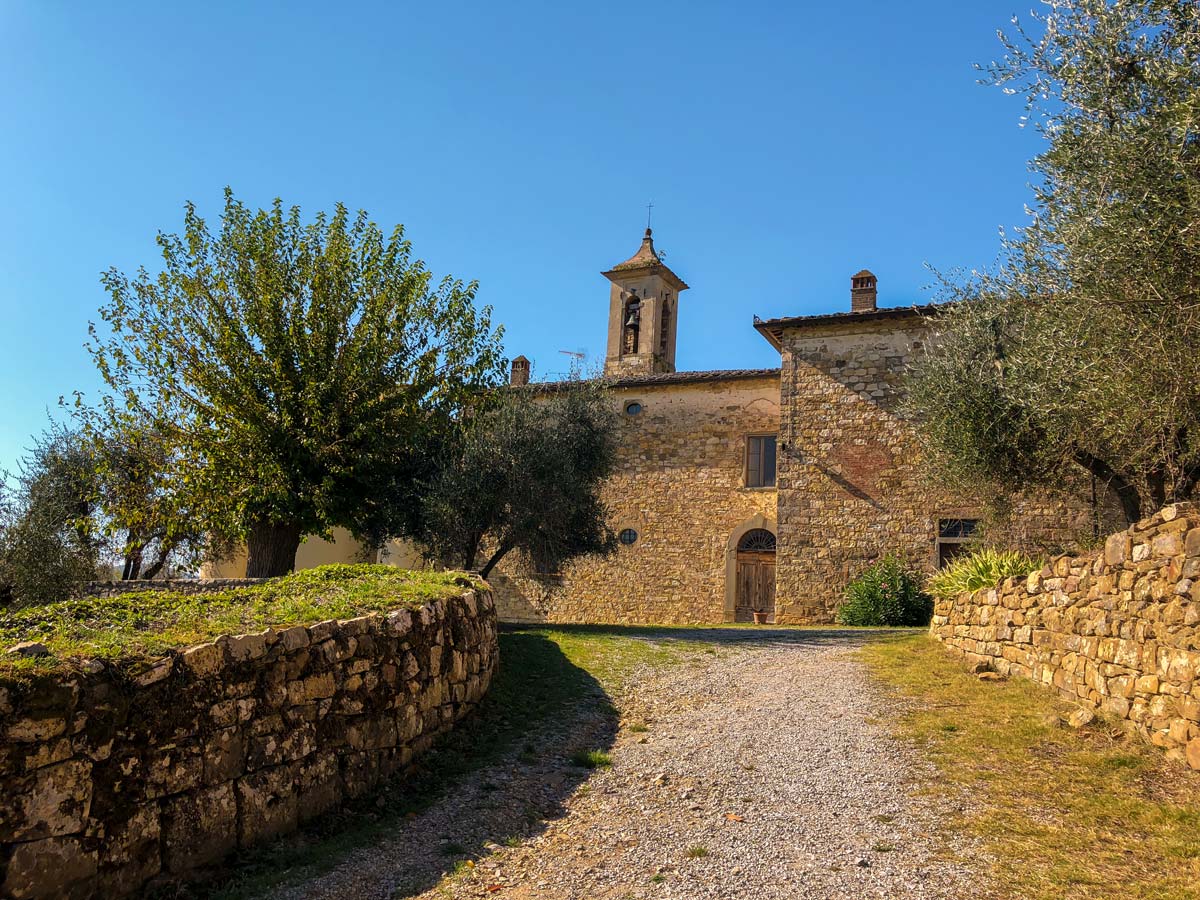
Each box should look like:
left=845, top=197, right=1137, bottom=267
left=211, top=228, right=1107, bottom=624
left=491, top=229, right=1105, bottom=624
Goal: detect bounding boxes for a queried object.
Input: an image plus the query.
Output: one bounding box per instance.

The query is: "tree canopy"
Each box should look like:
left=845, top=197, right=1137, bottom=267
left=906, top=0, right=1200, bottom=525
left=414, top=379, right=618, bottom=579
left=90, top=190, right=505, bottom=575
left=0, top=425, right=100, bottom=606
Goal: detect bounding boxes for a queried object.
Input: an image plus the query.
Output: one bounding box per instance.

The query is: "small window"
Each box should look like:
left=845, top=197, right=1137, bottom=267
left=938, top=519, right=977, bottom=540
left=618, top=528, right=638, bottom=546
left=624, top=401, right=643, bottom=416
left=745, top=436, right=777, bottom=488
left=936, top=518, right=978, bottom=567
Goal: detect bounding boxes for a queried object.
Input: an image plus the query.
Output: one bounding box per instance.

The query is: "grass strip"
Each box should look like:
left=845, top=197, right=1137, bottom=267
left=862, top=632, right=1200, bottom=900
left=0, top=564, right=475, bottom=679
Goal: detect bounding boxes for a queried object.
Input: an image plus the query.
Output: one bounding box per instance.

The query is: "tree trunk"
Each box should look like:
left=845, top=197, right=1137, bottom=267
left=122, top=539, right=144, bottom=581
left=1074, top=451, right=1142, bottom=525
left=140, top=549, right=170, bottom=581
left=245, top=521, right=303, bottom=577
left=478, top=539, right=515, bottom=580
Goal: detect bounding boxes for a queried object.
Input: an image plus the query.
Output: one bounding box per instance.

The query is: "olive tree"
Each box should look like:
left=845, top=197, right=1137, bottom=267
left=90, top=190, right=504, bottom=576
left=415, top=379, right=618, bottom=579
left=907, top=0, right=1200, bottom=524
left=83, top=410, right=212, bottom=579
left=0, top=425, right=101, bottom=605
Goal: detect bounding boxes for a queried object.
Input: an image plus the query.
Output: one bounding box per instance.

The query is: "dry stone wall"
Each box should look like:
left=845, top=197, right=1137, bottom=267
left=0, top=589, right=498, bottom=899
left=931, top=505, right=1200, bottom=770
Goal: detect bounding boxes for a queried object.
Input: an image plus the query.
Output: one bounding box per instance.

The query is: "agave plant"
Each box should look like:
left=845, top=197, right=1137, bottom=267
left=927, top=548, right=1046, bottom=601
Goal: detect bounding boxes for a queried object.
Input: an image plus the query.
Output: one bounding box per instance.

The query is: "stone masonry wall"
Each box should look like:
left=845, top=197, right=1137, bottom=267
left=931, top=504, right=1200, bottom=771
left=0, top=589, right=498, bottom=899
left=492, top=375, right=779, bottom=624
left=774, top=316, right=1116, bottom=623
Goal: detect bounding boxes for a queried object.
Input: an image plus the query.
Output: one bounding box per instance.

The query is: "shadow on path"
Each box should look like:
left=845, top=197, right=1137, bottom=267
left=189, top=631, right=619, bottom=900
left=516, top=622, right=922, bottom=650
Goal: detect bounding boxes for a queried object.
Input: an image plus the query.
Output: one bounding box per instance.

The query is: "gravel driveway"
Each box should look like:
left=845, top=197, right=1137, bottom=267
left=272, top=630, right=979, bottom=900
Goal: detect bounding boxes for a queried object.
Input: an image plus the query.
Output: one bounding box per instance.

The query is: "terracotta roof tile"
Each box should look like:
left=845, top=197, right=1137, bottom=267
left=606, top=368, right=779, bottom=387
left=521, top=368, right=780, bottom=392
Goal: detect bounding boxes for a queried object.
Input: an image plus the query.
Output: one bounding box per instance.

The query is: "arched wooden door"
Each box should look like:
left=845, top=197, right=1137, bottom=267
left=734, top=529, right=776, bottom=623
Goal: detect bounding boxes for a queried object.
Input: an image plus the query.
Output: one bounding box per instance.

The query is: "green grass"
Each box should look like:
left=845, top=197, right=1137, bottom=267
left=0, top=564, right=474, bottom=679
left=862, top=633, right=1200, bottom=900
left=198, top=624, right=711, bottom=899
left=570, top=749, right=612, bottom=769
left=528, top=625, right=713, bottom=688
left=685, top=845, right=709, bottom=858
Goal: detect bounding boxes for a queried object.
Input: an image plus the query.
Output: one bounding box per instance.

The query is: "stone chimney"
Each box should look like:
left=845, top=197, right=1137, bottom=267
left=850, top=270, right=877, bottom=312
left=510, top=355, right=531, bottom=386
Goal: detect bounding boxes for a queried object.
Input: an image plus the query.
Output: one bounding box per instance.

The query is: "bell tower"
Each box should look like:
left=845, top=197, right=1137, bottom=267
left=602, top=228, right=689, bottom=377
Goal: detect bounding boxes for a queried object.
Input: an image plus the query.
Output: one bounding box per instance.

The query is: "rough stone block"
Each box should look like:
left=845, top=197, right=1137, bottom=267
left=1, top=758, right=92, bottom=842
left=278, top=625, right=310, bottom=652
left=298, top=752, right=341, bottom=822
left=146, top=747, right=203, bottom=799
left=1153, top=532, right=1184, bottom=558
left=6, top=715, right=68, bottom=744
left=3, top=836, right=98, bottom=900
left=247, top=724, right=315, bottom=770
left=162, top=783, right=238, bottom=872
left=97, top=804, right=160, bottom=896
left=222, top=629, right=275, bottom=663
left=181, top=642, right=223, bottom=678
left=203, top=728, right=245, bottom=785
left=236, top=763, right=300, bottom=848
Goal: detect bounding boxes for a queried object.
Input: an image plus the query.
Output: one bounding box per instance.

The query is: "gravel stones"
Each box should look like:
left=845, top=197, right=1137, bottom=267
left=277, top=632, right=980, bottom=900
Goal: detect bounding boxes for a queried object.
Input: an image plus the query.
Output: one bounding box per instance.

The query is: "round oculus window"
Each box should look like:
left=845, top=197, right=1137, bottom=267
left=618, top=528, right=638, bottom=546
left=624, top=401, right=643, bottom=416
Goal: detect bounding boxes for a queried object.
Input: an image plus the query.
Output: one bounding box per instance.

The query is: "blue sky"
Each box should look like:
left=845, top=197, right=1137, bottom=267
left=0, top=1, right=1042, bottom=472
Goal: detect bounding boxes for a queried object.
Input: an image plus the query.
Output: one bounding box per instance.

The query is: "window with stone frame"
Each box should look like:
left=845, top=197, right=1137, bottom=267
left=936, top=518, right=978, bottom=567
left=745, top=435, right=777, bottom=488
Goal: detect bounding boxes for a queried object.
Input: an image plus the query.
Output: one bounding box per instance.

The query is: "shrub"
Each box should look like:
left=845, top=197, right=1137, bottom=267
left=927, top=548, right=1045, bottom=602
left=836, top=555, right=933, bottom=627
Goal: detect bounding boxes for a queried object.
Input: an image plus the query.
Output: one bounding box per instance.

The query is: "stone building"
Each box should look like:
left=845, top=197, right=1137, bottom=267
left=490, top=229, right=1105, bottom=624
left=208, top=228, right=1107, bottom=624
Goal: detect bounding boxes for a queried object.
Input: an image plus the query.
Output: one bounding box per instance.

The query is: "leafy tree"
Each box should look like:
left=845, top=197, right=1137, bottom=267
left=86, top=411, right=212, bottom=579
left=90, top=189, right=504, bottom=576
left=415, top=380, right=618, bottom=579
left=0, top=425, right=101, bottom=606
left=906, top=0, right=1200, bottom=524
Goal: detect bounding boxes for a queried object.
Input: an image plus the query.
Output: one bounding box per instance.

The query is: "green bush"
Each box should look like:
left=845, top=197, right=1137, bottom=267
left=836, top=555, right=933, bottom=627
left=927, top=548, right=1045, bottom=602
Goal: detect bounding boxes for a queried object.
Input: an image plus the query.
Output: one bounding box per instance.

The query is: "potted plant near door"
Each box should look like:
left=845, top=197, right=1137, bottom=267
left=752, top=610, right=768, bottom=625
